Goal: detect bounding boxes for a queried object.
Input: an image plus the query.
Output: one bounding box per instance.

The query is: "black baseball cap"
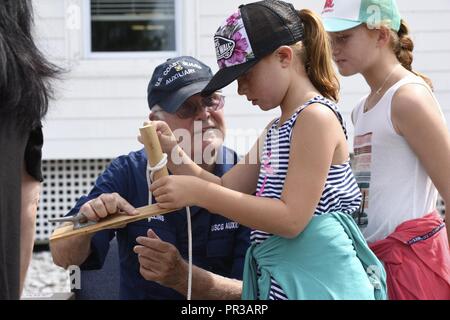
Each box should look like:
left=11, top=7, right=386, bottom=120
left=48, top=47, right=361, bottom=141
left=201, top=0, right=304, bottom=96
left=147, top=56, right=213, bottom=113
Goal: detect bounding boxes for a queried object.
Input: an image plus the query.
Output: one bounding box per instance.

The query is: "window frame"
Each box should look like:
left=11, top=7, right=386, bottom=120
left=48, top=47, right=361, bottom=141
left=83, top=0, right=182, bottom=59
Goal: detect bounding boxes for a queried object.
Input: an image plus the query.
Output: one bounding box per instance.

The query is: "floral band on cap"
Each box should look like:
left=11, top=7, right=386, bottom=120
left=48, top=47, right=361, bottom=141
left=214, top=10, right=255, bottom=69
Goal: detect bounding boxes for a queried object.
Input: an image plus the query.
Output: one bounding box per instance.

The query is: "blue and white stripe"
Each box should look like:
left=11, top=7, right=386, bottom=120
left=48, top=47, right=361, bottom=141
left=251, top=96, right=362, bottom=300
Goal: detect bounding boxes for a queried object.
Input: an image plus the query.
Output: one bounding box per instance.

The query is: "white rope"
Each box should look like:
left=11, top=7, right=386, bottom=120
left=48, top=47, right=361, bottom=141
left=145, top=153, right=193, bottom=300
left=148, top=153, right=168, bottom=182
left=146, top=153, right=168, bottom=205
left=186, top=207, right=192, bottom=300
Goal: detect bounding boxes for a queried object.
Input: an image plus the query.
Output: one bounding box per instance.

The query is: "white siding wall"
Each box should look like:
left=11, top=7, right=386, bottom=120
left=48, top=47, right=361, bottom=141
left=34, top=0, right=197, bottom=159
left=34, top=0, right=450, bottom=158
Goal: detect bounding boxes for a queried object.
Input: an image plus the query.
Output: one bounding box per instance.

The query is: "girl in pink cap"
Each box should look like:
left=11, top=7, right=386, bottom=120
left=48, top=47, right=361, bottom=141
left=322, top=0, right=450, bottom=299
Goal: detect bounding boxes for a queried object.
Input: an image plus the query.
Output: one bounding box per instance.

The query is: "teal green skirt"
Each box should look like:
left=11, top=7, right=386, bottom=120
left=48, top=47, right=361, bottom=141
left=242, top=212, right=387, bottom=300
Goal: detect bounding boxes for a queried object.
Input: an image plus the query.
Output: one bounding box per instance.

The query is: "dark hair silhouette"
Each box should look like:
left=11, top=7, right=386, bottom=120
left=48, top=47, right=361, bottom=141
left=0, top=0, right=61, bottom=128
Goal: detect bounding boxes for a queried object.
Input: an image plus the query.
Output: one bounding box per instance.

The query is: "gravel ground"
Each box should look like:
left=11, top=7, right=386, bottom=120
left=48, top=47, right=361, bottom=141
left=21, top=250, right=71, bottom=299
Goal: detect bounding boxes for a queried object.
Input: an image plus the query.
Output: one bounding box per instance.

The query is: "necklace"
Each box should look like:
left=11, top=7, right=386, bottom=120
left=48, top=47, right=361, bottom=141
left=364, top=64, right=401, bottom=112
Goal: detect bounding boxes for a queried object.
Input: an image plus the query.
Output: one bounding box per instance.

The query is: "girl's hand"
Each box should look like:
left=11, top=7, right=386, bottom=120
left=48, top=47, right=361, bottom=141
left=150, top=176, right=204, bottom=209
left=139, top=120, right=178, bottom=155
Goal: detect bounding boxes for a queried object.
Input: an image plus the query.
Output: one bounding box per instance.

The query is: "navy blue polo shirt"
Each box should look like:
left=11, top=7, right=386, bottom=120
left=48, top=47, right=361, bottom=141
left=68, top=146, right=250, bottom=300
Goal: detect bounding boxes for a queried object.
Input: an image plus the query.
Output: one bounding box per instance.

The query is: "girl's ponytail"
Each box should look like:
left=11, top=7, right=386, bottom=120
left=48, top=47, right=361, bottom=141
left=297, top=9, right=339, bottom=102
left=391, top=19, right=433, bottom=90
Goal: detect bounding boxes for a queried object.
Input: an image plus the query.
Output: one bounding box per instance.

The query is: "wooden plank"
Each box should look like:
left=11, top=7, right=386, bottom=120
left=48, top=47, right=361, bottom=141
left=50, top=204, right=178, bottom=242
left=50, top=123, right=171, bottom=241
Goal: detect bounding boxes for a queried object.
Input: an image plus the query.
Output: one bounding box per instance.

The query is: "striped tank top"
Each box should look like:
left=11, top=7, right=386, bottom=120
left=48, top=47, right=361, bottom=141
left=251, top=96, right=362, bottom=300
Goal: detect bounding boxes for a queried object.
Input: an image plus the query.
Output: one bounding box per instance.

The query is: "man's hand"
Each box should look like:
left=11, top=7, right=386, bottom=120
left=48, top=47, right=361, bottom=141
left=80, top=193, right=138, bottom=222
left=134, top=229, right=187, bottom=288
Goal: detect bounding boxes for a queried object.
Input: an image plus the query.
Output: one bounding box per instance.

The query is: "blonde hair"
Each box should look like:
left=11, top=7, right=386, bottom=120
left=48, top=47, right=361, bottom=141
left=388, top=19, right=434, bottom=90
left=292, top=9, right=340, bottom=102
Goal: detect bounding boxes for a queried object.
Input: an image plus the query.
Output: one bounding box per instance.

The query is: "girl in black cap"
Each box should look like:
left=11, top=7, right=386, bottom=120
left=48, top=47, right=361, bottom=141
left=150, top=0, right=385, bottom=300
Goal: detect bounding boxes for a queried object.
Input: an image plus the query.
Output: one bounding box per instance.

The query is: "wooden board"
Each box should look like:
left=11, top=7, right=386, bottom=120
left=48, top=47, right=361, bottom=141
left=49, top=204, right=177, bottom=242
left=50, top=124, right=173, bottom=242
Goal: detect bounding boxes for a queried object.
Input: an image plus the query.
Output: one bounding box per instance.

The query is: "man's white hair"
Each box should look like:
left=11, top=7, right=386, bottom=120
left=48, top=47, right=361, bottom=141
left=150, top=104, right=166, bottom=120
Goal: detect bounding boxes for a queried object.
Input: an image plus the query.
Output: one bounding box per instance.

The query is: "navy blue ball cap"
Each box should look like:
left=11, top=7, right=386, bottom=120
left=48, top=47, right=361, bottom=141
left=147, top=56, right=213, bottom=113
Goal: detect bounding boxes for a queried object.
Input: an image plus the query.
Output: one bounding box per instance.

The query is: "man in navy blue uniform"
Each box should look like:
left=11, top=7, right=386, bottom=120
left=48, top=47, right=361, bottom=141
left=50, top=56, right=250, bottom=300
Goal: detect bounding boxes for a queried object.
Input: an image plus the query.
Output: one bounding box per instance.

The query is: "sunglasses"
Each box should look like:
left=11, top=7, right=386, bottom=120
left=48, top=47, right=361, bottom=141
left=176, top=92, right=225, bottom=119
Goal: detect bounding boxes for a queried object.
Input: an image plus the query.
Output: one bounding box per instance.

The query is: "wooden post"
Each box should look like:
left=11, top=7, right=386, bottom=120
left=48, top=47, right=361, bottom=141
left=139, top=124, right=169, bottom=181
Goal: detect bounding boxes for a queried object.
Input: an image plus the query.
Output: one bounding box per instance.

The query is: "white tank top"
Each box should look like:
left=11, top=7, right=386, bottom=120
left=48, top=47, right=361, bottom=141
left=352, top=75, right=444, bottom=243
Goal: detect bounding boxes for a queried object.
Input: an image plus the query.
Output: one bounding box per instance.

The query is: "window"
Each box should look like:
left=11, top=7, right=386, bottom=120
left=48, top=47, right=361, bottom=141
left=89, top=0, right=178, bottom=54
